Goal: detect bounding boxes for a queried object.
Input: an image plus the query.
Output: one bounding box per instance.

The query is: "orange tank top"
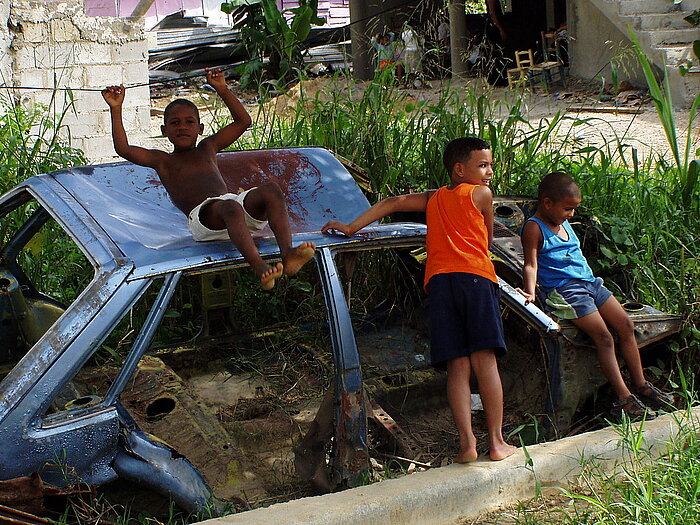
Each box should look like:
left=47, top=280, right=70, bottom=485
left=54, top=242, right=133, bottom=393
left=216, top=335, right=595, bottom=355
left=424, top=183, right=497, bottom=289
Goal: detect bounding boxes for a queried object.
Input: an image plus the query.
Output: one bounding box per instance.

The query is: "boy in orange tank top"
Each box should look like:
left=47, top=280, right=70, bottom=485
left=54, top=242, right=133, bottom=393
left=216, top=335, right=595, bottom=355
left=322, top=137, right=516, bottom=462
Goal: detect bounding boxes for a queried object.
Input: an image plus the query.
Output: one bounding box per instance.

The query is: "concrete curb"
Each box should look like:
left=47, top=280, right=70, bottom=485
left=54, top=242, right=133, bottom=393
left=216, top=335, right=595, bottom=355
left=199, top=408, right=699, bottom=525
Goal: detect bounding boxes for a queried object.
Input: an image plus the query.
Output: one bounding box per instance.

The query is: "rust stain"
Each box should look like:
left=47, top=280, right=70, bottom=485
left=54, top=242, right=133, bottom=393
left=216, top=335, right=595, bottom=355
left=0, top=474, right=44, bottom=515
left=0, top=472, right=93, bottom=519
left=217, top=150, right=323, bottom=231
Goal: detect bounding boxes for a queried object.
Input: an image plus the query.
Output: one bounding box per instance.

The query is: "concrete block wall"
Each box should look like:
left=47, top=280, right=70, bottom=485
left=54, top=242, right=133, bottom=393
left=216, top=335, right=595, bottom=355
left=1, top=0, right=151, bottom=164
left=0, top=1, right=12, bottom=84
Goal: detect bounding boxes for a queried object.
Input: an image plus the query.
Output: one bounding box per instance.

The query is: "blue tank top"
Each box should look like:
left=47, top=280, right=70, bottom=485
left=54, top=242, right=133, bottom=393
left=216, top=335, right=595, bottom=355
left=528, top=217, right=595, bottom=291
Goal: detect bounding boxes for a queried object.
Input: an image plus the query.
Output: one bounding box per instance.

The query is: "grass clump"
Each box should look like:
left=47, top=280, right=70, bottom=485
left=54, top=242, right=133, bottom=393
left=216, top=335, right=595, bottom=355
left=500, top=407, right=700, bottom=525
left=0, top=89, right=86, bottom=193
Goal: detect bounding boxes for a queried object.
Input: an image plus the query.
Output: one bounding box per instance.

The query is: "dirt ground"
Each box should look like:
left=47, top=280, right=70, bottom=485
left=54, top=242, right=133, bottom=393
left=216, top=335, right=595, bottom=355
left=463, top=490, right=582, bottom=525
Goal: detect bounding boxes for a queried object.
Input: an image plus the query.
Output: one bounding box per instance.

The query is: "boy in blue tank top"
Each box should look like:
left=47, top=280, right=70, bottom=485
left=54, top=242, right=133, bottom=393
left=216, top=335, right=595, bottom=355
left=518, top=172, right=673, bottom=420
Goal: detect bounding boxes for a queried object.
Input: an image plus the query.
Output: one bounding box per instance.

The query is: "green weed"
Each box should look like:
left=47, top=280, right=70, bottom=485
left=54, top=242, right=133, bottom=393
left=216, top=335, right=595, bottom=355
left=503, top=406, right=700, bottom=524
left=0, top=90, right=86, bottom=193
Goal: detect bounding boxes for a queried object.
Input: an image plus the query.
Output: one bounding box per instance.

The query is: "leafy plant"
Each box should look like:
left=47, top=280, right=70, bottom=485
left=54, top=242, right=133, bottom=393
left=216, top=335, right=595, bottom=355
left=628, top=28, right=700, bottom=208
left=221, top=0, right=324, bottom=90
left=465, top=0, right=487, bottom=14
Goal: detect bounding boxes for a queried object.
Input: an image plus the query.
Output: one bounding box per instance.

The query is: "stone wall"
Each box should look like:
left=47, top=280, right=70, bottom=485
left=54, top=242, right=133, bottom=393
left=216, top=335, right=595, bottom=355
left=1, top=0, right=151, bottom=163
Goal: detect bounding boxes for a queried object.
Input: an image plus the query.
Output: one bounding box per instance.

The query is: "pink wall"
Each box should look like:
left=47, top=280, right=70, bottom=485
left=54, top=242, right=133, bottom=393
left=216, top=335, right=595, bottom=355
left=279, top=0, right=349, bottom=26
left=85, top=0, right=350, bottom=26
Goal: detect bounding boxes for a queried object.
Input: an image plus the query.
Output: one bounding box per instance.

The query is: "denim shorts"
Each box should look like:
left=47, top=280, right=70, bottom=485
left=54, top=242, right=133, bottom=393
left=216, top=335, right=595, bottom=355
left=428, top=272, right=507, bottom=370
left=544, top=277, right=613, bottom=320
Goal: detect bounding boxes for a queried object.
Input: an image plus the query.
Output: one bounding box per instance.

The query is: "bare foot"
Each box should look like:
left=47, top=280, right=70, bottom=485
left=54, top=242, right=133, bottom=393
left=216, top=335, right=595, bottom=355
left=489, top=442, right=517, bottom=461
left=258, top=262, right=284, bottom=290
left=283, top=242, right=316, bottom=276
left=454, top=448, right=479, bottom=463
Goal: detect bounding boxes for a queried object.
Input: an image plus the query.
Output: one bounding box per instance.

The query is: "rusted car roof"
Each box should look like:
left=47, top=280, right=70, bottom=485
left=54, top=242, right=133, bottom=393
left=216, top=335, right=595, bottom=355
left=42, top=147, right=425, bottom=277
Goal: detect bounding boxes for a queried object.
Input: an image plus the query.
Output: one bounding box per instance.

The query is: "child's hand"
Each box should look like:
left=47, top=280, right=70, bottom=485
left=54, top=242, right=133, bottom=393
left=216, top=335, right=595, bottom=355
left=321, top=220, right=355, bottom=236
left=516, top=288, right=536, bottom=305
left=206, top=68, right=228, bottom=91
left=102, top=85, right=125, bottom=107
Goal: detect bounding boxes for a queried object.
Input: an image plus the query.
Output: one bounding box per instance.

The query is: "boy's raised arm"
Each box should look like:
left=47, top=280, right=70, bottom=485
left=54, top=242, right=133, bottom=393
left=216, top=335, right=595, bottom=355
left=102, top=85, right=164, bottom=168
left=322, top=191, right=434, bottom=236
left=202, top=68, right=252, bottom=153
left=517, top=220, right=542, bottom=304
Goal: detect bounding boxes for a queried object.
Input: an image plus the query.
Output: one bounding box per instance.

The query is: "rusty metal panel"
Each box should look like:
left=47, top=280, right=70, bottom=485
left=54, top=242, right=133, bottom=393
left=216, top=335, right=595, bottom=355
left=0, top=504, right=54, bottom=525
left=0, top=475, right=44, bottom=515
left=116, top=355, right=262, bottom=502
left=369, top=403, right=423, bottom=460
left=50, top=148, right=400, bottom=276
left=315, top=247, right=369, bottom=485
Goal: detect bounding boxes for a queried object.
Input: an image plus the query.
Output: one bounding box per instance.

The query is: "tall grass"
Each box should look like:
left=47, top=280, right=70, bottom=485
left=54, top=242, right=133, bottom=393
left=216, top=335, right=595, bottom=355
left=0, top=89, right=86, bottom=193
left=239, top=71, right=599, bottom=196
left=0, top=89, right=91, bottom=305
left=628, top=29, right=700, bottom=208
left=218, top=69, right=700, bottom=367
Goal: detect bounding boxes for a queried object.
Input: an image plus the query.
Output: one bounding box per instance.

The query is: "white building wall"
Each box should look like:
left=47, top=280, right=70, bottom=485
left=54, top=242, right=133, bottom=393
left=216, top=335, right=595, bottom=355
left=566, top=0, right=648, bottom=89
left=1, top=0, right=151, bottom=164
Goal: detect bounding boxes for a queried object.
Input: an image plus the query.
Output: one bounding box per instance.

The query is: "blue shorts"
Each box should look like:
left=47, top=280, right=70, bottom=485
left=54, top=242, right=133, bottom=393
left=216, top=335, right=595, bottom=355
left=427, top=273, right=507, bottom=370
left=544, top=277, right=613, bottom=320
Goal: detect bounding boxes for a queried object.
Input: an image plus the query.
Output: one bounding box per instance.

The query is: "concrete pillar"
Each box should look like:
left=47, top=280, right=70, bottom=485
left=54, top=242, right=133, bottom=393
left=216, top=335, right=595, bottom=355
left=448, top=0, right=468, bottom=76
left=349, top=0, right=373, bottom=81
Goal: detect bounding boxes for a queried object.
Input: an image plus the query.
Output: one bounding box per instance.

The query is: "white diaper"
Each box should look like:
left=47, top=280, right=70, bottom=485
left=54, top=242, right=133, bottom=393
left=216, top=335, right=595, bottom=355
left=187, top=188, right=268, bottom=242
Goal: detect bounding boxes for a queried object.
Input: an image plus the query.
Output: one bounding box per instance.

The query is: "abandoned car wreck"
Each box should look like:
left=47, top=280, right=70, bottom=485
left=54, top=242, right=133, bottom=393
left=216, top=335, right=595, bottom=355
left=0, top=147, right=682, bottom=516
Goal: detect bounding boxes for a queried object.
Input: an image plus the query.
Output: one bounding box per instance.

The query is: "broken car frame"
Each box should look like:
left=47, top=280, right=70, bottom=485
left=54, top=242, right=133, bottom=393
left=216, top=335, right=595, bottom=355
left=0, top=148, right=681, bottom=514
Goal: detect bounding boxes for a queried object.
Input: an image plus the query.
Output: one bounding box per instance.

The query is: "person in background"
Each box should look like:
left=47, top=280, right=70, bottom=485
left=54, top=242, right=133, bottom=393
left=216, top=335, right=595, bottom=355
left=401, top=22, right=423, bottom=81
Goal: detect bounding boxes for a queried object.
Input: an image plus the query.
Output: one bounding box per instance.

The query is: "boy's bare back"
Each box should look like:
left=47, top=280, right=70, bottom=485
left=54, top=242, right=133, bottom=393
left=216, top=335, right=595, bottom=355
left=102, top=68, right=252, bottom=215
